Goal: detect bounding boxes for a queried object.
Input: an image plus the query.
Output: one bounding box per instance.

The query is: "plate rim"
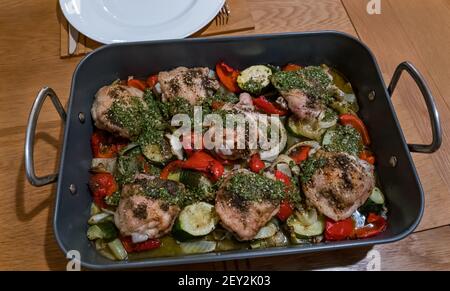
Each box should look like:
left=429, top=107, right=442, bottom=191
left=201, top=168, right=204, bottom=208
left=59, top=0, right=225, bottom=44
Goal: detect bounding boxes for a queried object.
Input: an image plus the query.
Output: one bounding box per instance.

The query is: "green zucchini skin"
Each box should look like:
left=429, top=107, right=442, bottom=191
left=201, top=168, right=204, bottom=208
left=286, top=211, right=325, bottom=239
left=172, top=218, right=196, bottom=242
left=237, top=65, right=273, bottom=95
left=87, top=221, right=118, bottom=242
left=172, top=202, right=218, bottom=242
left=179, top=171, right=208, bottom=188
left=287, top=116, right=325, bottom=141
left=142, top=140, right=173, bottom=164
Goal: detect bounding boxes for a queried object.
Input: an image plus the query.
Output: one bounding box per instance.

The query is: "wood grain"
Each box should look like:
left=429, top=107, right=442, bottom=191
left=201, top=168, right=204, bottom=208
left=341, top=0, right=450, bottom=231
left=237, top=0, right=358, bottom=36
left=0, top=0, right=448, bottom=270
left=194, top=0, right=255, bottom=37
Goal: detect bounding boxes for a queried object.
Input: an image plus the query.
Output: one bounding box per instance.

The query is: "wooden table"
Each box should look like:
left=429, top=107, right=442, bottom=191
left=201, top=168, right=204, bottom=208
left=0, top=0, right=449, bottom=271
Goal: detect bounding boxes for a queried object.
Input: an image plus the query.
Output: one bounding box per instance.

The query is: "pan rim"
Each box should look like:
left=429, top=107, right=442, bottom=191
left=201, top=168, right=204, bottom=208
left=53, top=31, right=425, bottom=270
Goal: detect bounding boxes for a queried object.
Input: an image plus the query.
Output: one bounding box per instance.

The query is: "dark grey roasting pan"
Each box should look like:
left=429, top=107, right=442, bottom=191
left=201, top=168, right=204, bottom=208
left=25, top=32, right=442, bottom=270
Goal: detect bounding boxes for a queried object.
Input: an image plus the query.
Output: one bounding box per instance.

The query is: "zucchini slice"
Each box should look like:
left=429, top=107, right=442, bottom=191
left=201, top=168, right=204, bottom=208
left=172, top=202, right=218, bottom=241
left=250, top=231, right=289, bottom=249
left=87, top=221, right=118, bottom=242
left=287, top=213, right=325, bottom=238
left=179, top=240, right=217, bottom=254
left=287, top=116, right=325, bottom=141
left=142, top=139, right=173, bottom=164
left=237, top=65, right=273, bottom=95
left=294, top=208, right=319, bottom=227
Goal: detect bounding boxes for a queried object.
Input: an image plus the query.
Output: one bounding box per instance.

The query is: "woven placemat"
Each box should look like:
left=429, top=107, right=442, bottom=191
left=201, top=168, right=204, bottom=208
left=60, top=0, right=255, bottom=58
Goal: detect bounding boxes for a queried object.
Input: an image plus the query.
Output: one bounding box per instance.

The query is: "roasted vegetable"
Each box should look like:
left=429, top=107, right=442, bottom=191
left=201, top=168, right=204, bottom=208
left=237, top=65, right=273, bottom=95
left=339, top=114, right=371, bottom=145
left=287, top=209, right=325, bottom=238
left=287, top=116, right=326, bottom=141
left=87, top=221, right=118, bottom=242
left=254, top=220, right=278, bottom=240
left=250, top=231, right=289, bottom=249
left=142, top=139, right=173, bottom=164
left=107, top=238, right=128, bottom=260
left=172, top=202, right=219, bottom=242
left=179, top=240, right=217, bottom=254
left=216, top=61, right=240, bottom=93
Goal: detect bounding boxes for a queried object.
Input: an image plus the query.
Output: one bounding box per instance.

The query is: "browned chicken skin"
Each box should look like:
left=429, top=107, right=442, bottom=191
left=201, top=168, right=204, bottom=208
left=114, top=175, right=182, bottom=238
left=91, top=84, right=145, bottom=139
left=115, top=195, right=180, bottom=238
left=208, top=93, right=266, bottom=161
left=158, top=66, right=220, bottom=105
left=302, top=151, right=375, bottom=221
left=283, top=89, right=326, bottom=121
left=215, top=171, right=280, bottom=241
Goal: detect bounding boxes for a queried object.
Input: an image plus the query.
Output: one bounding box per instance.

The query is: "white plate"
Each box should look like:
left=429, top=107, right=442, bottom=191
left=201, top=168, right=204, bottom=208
left=60, top=0, right=225, bottom=44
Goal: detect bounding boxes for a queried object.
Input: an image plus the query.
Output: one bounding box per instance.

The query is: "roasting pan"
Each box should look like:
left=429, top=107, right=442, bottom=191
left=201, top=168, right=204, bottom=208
left=25, top=32, right=442, bottom=270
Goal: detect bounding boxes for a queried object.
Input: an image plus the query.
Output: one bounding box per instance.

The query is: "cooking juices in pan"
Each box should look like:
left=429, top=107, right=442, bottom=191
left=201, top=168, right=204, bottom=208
left=86, top=62, right=388, bottom=261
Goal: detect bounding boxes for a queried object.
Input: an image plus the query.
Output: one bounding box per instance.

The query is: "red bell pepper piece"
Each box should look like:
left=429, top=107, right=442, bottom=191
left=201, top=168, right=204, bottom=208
left=208, top=161, right=225, bottom=182
left=354, top=213, right=387, bottom=239
left=146, top=74, right=158, bottom=88
left=91, top=130, right=128, bottom=159
left=216, top=61, right=240, bottom=93
left=211, top=101, right=225, bottom=110
left=89, top=173, right=117, bottom=208
left=127, top=79, right=147, bottom=91
left=325, top=218, right=355, bottom=241
left=273, top=171, right=294, bottom=221
left=339, top=114, right=371, bottom=145
left=282, top=63, right=302, bottom=71
left=277, top=200, right=294, bottom=221
left=182, top=151, right=214, bottom=169
left=289, top=146, right=311, bottom=164
left=183, top=151, right=224, bottom=182
left=91, top=130, right=117, bottom=158
left=359, top=150, right=376, bottom=165
left=274, top=170, right=292, bottom=187
left=160, top=151, right=224, bottom=182
left=249, top=153, right=265, bottom=173
left=253, top=96, right=288, bottom=116
left=120, top=236, right=161, bottom=253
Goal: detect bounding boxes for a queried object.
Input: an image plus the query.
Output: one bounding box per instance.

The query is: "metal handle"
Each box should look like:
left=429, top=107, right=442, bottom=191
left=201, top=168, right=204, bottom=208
left=388, top=62, right=442, bottom=153
left=25, top=87, right=67, bottom=186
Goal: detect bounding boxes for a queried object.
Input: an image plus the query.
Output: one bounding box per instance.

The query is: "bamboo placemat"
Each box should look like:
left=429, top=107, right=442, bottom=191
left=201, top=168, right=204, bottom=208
left=60, top=0, right=255, bottom=58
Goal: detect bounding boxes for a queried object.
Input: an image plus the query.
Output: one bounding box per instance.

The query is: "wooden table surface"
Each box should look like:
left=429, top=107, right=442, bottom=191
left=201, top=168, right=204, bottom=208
left=0, top=0, right=449, bottom=271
